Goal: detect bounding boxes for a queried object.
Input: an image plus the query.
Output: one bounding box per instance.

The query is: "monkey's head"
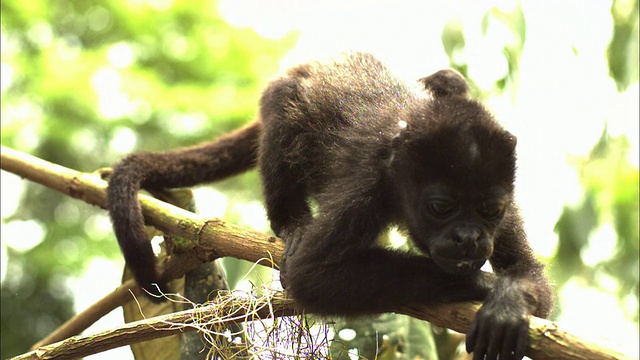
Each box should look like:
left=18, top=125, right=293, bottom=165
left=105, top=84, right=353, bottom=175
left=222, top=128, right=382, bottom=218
left=391, top=76, right=517, bottom=274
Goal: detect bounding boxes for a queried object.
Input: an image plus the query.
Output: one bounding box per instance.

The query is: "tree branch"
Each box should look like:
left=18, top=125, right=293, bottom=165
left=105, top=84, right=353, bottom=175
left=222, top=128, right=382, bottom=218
left=11, top=291, right=299, bottom=360
left=1, top=145, right=634, bottom=360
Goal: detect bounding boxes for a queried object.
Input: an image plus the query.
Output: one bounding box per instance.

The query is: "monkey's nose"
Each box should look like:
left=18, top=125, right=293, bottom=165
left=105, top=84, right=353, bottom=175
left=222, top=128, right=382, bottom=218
left=453, top=226, right=481, bottom=246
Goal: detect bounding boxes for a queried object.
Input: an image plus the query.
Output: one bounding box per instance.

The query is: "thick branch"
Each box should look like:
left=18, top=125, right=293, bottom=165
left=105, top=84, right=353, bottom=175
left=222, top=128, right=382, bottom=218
left=1, top=145, right=634, bottom=360
left=0, top=146, right=283, bottom=265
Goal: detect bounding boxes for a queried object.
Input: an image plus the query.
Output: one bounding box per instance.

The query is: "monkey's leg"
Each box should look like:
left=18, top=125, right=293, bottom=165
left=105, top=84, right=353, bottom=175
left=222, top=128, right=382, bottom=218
left=258, top=121, right=313, bottom=285
left=258, top=75, right=316, bottom=285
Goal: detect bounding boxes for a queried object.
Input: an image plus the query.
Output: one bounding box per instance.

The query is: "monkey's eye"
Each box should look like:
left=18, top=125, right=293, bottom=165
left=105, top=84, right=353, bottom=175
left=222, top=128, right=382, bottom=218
left=427, top=200, right=456, bottom=218
left=479, top=203, right=505, bottom=219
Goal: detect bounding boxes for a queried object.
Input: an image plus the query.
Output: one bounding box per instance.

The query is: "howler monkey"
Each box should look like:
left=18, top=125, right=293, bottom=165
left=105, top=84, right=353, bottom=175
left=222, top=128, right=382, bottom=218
left=107, top=52, right=553, bottom=360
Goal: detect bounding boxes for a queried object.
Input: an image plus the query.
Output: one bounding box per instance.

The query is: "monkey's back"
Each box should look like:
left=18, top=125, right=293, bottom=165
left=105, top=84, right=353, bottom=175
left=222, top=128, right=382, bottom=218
left=292, top=53, right=414, bottom=129
left=262, top=52, right=418, bottom=193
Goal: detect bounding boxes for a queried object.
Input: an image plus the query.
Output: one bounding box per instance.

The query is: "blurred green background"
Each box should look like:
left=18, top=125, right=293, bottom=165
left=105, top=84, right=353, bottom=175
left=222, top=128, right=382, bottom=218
left=1, top=0, right=638, bottom=359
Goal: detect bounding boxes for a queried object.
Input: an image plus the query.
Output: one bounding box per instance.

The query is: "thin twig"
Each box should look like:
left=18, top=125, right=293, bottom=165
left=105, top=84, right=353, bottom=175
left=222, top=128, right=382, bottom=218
left=11, top=291, right=299, bottom=360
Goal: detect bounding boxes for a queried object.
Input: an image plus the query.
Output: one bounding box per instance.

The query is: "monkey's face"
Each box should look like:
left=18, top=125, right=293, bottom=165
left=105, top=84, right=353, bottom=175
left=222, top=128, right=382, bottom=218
left=391, top=101, right=517, bottom=273
left=404, top=183, right=510, bottom=274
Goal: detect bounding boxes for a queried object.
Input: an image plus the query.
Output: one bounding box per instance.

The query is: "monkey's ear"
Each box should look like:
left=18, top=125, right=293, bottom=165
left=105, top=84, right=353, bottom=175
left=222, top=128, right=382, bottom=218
left=504, top=132, right=518, bottom=152
left=418, top=69, right=469, bottom=97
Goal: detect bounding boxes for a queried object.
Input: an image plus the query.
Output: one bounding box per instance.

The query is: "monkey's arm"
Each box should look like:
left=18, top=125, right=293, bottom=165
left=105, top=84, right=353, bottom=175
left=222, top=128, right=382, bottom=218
left=107, top=121, right=261, bottom=299
left=466, top=212, right=554, bottom=360
left=280, top=180, right=496, bottom=315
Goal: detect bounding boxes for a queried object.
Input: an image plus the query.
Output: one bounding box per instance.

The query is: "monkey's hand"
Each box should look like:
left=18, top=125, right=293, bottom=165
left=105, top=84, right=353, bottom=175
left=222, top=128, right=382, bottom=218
left=465, top=278, right=536, bottom=360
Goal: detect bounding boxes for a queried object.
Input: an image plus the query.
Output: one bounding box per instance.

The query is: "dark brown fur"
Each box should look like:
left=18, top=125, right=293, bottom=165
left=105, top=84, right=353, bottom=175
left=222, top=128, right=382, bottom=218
left=107, top=52, right=553, bottom=360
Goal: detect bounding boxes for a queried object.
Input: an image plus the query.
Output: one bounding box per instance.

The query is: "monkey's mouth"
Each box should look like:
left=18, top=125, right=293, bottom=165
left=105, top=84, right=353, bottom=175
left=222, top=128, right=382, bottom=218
left=433, top=257, right=486, bottom=274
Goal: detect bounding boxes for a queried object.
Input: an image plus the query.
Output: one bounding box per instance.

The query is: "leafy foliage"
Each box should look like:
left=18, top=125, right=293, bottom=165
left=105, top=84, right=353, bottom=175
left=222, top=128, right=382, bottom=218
left=441, top=4, right=526, bottom=98
left=607, top=0, right=639, bottom=91
left=554, top=130, right=639, bottom=320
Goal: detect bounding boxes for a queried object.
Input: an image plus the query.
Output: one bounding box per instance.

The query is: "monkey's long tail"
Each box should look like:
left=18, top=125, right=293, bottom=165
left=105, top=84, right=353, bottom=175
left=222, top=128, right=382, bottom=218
left=106, top=119, right=262, bottom=300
